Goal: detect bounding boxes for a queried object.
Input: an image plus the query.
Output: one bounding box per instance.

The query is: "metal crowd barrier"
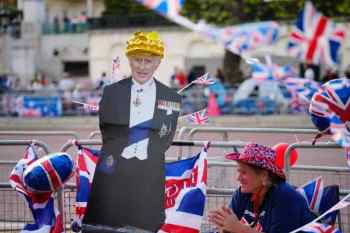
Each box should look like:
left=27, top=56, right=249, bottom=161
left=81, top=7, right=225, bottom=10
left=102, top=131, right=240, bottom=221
left=284, top=141, right=343, bottom=181
left=1, top=138, right=350, bottom=232
left=0, top=140, right=51, bottom=232
left=60, top=139, right=247, bottom=160
left=88, top=129, right=181, bottom=140
left=0, top=130, right=79, bottom=140
left=88, top=130, right=100, bottom=139
left=0, top=139, right=50, bottom=153
left=177, top=126, right=319, bottom=157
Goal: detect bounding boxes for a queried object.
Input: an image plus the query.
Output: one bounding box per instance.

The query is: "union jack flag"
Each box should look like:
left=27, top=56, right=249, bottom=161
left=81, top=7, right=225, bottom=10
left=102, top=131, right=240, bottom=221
left=159, top=144, right=208, bottom=233
left=297, top=177, right=340, bottom=225
left=297, top=176, right=324, bottom=214
left=112, top=56, right=120, bottom=74
left=192, top=73, right=215, bottom=85
left=136, top=0, right=185, bottom=16
left=287, top=1, right=346, bottom=68
left=310, top=78, right=350, bottom=124
left=188, top=109, right=209, bottom=125
left=9, top=144, right=64, bottom=233
left=72, top=145, right=100, bottom=232
left=111, top=56, right=124, bottom=82
left=299, top=222, right=341, bottom=233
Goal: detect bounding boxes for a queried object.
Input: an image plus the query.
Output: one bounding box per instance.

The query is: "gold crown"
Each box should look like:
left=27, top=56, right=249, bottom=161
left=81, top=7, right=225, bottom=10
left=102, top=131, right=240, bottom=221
left=126, top=31, right=164, bottom=58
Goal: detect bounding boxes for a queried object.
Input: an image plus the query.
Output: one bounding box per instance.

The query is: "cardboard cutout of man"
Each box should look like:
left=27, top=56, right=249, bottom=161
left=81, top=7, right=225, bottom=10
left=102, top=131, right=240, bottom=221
left=82, top=32, right=182, bottom=232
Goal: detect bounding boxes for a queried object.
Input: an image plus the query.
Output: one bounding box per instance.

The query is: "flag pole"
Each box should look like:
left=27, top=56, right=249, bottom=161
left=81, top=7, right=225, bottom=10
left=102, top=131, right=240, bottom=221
left=72, top=100, right=86, bottom=106
left=177, top=81, right=194, bottom=94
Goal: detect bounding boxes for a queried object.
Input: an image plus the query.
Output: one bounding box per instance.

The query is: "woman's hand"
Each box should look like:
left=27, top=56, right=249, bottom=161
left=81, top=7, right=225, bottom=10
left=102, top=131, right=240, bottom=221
left=208, top=206, right=240, bottom=232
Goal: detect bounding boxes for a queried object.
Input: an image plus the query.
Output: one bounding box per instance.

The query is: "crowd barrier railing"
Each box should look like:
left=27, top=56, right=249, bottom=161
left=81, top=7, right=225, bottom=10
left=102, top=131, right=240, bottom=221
left=1, top=137, right=349, bottom=232
left=0, top=139, right=50, bottom=153
left=177, top=126, right=319, bottom=157
left=284, top=141, right=343, bottom=181
left=0, top=140, right=51, bottom=232
left=88, top=130, right=100, bottom=139
left=0, top=130, right=79, bottom=140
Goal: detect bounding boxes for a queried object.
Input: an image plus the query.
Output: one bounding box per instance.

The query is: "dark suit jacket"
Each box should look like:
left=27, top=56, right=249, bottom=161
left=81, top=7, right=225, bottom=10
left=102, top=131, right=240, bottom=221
left=83, top=78, right=181, bottom=232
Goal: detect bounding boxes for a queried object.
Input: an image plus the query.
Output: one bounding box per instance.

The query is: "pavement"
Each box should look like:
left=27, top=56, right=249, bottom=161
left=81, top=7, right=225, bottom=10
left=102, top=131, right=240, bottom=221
left=0, top=114, right=314, bottom=130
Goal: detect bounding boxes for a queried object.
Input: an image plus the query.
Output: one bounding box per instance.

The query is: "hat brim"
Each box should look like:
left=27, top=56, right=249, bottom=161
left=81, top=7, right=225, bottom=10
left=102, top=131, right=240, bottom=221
left=225, top=152, right=241, bottom=161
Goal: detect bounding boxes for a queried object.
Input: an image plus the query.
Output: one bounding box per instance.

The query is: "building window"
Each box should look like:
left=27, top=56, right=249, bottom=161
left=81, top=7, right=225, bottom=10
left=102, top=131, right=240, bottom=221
left=63, top=61, right=89, bottom=77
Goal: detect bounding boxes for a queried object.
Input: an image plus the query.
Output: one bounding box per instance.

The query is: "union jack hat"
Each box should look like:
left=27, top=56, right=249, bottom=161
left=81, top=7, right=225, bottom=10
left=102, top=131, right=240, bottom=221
left=225, top=143, right=285, bottom=179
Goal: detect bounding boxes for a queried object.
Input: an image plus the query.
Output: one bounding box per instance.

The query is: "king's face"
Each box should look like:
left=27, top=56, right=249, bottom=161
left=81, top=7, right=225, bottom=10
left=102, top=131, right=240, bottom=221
left=128, top=55, right=161, bottom=84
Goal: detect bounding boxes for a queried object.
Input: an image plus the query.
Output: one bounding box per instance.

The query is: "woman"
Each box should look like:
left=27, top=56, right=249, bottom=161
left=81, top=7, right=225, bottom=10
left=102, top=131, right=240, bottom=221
left=208, top=143, right=314, bottom=233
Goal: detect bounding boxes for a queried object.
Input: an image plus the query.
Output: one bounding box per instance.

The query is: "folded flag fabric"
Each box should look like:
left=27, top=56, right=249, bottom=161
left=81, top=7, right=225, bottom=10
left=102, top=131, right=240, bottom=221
left=287, top=1, right=346, bottom=68
left=158, top=144, right=208, bottom=233
left=72, top=145, right=100, bottom=232
left=9, top=144, right=64, bottom=233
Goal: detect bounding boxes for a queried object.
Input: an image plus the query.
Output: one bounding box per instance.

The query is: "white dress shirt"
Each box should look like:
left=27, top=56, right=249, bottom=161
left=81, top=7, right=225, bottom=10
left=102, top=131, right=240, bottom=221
left=121, top=78, right=156, bottom=160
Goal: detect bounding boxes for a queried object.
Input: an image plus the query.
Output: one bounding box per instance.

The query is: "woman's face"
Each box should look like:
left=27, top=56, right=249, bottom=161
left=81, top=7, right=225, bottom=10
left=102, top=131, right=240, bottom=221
left=128, top=55, right=161, bottom=84
left=236, top=162, right=263, bottom=193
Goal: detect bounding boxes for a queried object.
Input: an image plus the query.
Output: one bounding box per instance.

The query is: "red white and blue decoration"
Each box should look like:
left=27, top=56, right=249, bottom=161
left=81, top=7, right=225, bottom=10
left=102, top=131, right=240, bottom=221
left=187, top=109, right=209, bottom=125
left=248, top=55, right=295, bottom=82
left=192, top=73, right=216, bottom=85
left=71, top=144, right=100, bottom=232
left=287, top=1, right=346, bottom=68
left=290, top=190, right=350, bottom=233
left=23, top=152, right=74, bottom=193
left=309, top=78, right=350, bottom=135
left=299, top=222, right=341, bottom=233
left=196, top=21, right=280, bottom=55
left=284, top=77, right=320, bottom=112
left=297, top=176, right=340, bottom=225
left=134, top=1, right=280, bottom=58
left=297, top=176, right=324, bottom=215
left=177, top=73, right=215, bottom=94
left=9, top=144, right=64, bottom=233
left=309, top=78, right=350, bottom=166
left=159, top=143, right=208, bottom=233
left=136, top=0, right=185, bottom=16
